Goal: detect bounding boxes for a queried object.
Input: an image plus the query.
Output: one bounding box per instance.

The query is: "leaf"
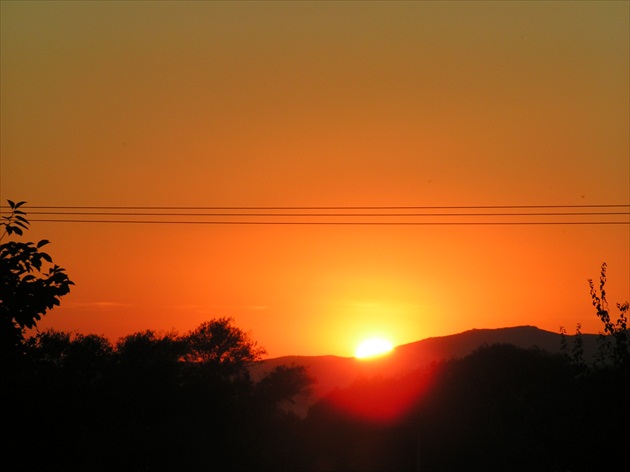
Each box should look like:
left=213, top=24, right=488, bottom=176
left=8, top=199, right=15, bottom=208
left=37, top=239, right=50, bottom=248
left=41, top=253, right=53, bottom=263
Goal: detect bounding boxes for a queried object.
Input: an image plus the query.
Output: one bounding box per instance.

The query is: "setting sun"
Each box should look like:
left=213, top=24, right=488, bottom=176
left=355, top=338, right=394, bottom=359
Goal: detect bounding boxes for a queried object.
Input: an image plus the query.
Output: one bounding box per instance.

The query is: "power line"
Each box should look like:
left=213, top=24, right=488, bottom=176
left=26, top=219, right=629, bottom=226
left=21, top=211, right=630, bottom=217
left=4, top=204, right=628, bottom=225
left=4, top=204, right=629, bottom=210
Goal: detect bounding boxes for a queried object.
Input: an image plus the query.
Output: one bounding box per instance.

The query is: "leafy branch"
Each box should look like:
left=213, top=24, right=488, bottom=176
left=1, top=200, right=74, bottom=359
left=1, top=200, right=30, bottom=241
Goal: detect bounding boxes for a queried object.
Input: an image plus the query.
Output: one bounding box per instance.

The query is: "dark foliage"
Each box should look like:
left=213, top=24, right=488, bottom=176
left=305, top=344, right=629, bottom=472
left=4, top=329, right=629, bottom=471
left=1, top=200, right=74, bottom=361
left=588, top=263, right=630, bottom=369
left=3, top=320, right=313, bottom=472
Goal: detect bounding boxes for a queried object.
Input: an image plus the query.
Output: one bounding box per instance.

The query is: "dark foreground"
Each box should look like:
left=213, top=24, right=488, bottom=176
left=4, top=333, right=629, bottom=472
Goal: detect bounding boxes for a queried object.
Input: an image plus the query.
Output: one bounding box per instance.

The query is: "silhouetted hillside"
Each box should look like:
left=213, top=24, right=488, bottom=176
left=251, top=325, right=600, bottom=416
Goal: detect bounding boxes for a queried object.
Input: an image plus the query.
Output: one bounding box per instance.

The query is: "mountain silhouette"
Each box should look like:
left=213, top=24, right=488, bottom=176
left=251, top=325, right=600, bottom=416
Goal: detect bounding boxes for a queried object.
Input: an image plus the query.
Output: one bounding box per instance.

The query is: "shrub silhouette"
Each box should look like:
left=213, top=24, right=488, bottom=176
left=588, top=263, right=630, bottom=368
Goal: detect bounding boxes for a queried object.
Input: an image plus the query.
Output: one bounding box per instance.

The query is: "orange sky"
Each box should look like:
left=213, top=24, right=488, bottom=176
left=1, top=1, right=628, bottom=358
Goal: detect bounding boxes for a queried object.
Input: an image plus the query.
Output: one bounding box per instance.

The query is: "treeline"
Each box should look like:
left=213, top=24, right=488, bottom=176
left=306, top=343, right=629, bottom=472
left=4, top=327, right=629, bottom=472
left=4, top=318, right=313, bottom=471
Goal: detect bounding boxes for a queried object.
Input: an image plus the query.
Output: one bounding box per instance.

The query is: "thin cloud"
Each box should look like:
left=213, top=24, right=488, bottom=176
left=68, top=301, right=135, bottom=308
left=173, top=304, right=268, bottom=312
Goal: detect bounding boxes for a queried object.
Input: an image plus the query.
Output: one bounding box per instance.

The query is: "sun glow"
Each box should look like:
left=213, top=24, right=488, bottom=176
left=355, top=338, right=394, bottom=359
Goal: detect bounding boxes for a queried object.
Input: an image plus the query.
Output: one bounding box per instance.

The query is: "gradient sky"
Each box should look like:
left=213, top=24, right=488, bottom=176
left=1, top=1, right=628, bottom=358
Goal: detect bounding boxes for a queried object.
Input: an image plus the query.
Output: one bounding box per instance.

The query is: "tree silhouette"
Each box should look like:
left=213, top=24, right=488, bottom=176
left=254, top=364, right=314, bottom=410
left=6, top=319, right=314, bottom=472
left=1, top=200, right=73, bottom=361
left=182, top=317, right=266, bottom=380
left=588, top=262, right=629, bottom=368
left=116, top=329, right=184, bottom=375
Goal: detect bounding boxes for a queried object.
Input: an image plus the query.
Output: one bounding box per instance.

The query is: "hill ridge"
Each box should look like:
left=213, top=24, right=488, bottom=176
left=251, top=325, right=600, bottom=417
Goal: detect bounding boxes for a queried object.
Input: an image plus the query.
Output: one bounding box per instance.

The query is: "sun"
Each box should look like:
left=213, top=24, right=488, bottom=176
left=355, top=337, right=394, bottom=359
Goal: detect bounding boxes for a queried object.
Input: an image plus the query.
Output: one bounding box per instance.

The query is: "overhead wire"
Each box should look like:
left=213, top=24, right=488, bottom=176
left=0, top=203, right=627, bottom=225
left=19, top=220, right=630, bottom=226
left=5, top=204, right=629, bottom=210
left=16, top=211, right=629, bottom=217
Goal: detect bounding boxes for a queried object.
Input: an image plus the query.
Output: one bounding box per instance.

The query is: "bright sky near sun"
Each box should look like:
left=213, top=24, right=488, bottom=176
left=1, top=1, right=628, bottom=358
